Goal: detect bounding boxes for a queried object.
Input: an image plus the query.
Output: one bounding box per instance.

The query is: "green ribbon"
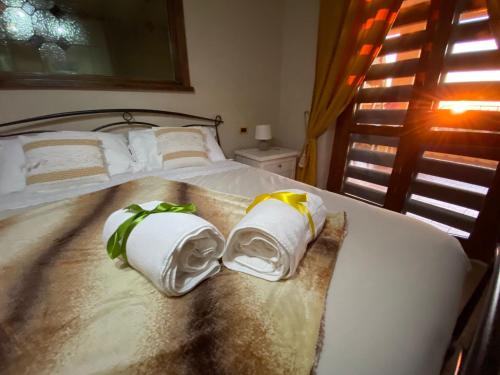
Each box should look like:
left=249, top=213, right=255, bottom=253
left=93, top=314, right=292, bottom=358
left=106, top=202, right=197, bottom=261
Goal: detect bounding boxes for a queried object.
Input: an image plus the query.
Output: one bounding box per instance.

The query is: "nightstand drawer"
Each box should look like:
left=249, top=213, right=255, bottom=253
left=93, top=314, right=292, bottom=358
left=260, top=158, right=296, bottom=178
left=234, top=147, right=299, bottom=180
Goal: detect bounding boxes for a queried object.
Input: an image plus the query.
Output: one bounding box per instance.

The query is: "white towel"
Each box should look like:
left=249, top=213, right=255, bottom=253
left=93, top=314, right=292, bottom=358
left=222, top=189, right=326, bottom=281
left=102, top=201, right=225, bottom=296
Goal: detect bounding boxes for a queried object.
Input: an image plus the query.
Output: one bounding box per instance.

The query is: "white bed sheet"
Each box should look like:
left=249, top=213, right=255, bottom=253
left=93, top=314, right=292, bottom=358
left=0, top=160, right=470, bottom=375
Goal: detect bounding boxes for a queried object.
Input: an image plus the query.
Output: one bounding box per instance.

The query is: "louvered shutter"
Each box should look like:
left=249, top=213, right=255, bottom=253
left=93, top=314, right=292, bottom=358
left=335, top=0, right=431, bottom=205
left=329, top=0, right=500, bottom=261
left=403, top=0, right=500, bottom=252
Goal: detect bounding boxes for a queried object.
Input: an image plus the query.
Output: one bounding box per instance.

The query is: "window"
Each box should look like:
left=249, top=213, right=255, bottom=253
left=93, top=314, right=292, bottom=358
left=329, top=0, right=500, bottom=261
left=0, top=0, right=191, bottom=91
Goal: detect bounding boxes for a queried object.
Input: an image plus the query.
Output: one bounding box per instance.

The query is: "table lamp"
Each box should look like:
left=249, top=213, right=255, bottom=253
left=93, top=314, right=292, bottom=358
left=255, top=124, right=272, bottom=151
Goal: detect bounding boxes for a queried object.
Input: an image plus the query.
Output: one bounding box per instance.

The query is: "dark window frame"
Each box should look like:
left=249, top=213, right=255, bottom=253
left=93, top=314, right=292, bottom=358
left=0, top=0, right=193, bottom=92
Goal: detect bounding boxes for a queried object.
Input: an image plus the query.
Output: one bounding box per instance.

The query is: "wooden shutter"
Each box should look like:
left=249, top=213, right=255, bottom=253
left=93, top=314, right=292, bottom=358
left=328, top=0, right=500, bottom=261
left=330, top=0, right=432, bottom=205
left=403, top=0, right=500, bottom=257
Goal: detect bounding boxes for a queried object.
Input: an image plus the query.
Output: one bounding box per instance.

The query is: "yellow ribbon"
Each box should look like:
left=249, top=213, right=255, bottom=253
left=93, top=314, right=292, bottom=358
left=246, top=191, right=315, bottom=235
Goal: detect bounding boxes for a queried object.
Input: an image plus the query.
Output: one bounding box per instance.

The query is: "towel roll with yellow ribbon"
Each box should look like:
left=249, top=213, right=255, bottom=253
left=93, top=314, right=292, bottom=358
left=222, top=189, right=327, bottom=281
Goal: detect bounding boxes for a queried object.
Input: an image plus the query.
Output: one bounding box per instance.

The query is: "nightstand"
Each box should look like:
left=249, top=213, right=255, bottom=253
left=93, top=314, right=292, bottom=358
left=234, top=147, right=299, bottom=179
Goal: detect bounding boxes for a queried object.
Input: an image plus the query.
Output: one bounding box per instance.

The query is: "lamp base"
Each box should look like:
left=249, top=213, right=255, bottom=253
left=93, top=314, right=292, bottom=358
left=258, top=140, right=271, bottom=151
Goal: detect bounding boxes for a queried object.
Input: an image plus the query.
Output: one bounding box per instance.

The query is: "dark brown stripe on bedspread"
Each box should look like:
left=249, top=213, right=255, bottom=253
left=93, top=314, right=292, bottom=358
left=182, top=183, right=224, bottom=374
left=116, top=180, right=205, bottom=374
left=184, top=277, right=223, bottom=374
left=179, top=183, right=276, bottom=374
left=174, top=181, right=189, bottom=206
left=3, top=187, right=117, bottom=328
left=137, top=180, right=225, bottom=374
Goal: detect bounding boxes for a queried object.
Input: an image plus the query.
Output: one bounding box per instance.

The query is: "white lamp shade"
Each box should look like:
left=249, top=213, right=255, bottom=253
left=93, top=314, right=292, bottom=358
left=255, top=124, right=272, bottom=140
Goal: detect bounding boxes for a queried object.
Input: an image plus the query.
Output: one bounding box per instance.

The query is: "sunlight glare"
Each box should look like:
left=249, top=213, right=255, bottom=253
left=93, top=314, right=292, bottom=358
left=439, top=101, right=500, bottom=112
left=452, top=39, right=498, bottom=54
left=444, top=70, right=500, bottom=83
left=450, top=102, right=468, bottom=114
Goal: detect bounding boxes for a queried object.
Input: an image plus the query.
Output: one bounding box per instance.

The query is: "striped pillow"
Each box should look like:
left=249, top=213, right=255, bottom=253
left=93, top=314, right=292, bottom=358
left=154, top=128, right=210, bottom=169
left=20, top=133, right=109, bottom=189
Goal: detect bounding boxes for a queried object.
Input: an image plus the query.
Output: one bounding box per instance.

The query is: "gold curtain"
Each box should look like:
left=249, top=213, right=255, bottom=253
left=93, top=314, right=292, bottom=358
left=297, top=0, right=403, bottom=185
left=487, top=0, right=500, bottom=43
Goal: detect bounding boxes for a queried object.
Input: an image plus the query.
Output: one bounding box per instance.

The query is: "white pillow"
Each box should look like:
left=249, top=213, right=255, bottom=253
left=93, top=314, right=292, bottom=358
left=95, top=133, right=133, bottom=175
left=154, top=128, right=210, bottom=170
left=195, top=127, right=226, bottom=162
left=0, top=138, right=26, bottom=194
left=128, top=129, right=162, bottom=172
left=20, top=132, right=109, bottom=189
left=36, top=131, right=133, bottom=176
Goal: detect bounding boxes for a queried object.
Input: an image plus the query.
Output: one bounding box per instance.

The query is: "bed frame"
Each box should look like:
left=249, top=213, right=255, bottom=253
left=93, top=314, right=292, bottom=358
left=0, top=108, right=224, bottom=146
left=457, top=244, right=500, bottom=375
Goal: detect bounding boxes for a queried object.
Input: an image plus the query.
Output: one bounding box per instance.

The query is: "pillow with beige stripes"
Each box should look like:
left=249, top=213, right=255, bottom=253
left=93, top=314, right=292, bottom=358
left=20, top=132, right=109, bottom=190
left=154, top=127, right=210, bottom=169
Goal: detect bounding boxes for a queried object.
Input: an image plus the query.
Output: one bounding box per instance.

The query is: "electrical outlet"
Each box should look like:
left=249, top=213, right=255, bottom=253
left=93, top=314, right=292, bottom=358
left=240, top=127, right=247, bottom=134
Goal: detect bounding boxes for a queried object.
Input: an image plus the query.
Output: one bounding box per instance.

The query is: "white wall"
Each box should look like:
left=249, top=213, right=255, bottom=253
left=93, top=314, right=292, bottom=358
left=0, top=0, right=334, bottom=187
left=276, top=0, right=333, bottom=189
left=0, top=0, right=284, bottom=157
left=275, top=0, right=319, bottom=152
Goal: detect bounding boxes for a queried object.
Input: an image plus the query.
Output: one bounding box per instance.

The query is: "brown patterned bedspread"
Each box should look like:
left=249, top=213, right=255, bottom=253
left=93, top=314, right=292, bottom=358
left=0, top=177, right=346, bottom=374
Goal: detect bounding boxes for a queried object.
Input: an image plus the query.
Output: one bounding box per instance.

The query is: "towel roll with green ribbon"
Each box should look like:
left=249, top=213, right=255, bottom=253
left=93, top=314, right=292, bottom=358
left=102, top=200, right=225, bottom=296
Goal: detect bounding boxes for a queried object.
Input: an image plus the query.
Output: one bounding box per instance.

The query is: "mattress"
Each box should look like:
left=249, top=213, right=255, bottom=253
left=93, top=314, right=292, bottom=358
left=0, top=160, right=470, bottom=375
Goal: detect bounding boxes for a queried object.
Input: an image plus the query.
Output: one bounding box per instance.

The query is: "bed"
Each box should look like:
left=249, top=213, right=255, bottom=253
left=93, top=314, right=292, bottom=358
left=0, top=109, right=471, bottom=375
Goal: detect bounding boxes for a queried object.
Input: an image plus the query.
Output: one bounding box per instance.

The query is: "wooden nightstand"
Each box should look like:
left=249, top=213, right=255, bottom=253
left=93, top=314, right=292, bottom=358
left=234, top=147, right=299, bottom=179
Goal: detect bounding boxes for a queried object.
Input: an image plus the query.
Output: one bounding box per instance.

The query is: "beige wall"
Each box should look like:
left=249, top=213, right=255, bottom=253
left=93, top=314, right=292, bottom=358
left=0, top=0, right=284, bottom=157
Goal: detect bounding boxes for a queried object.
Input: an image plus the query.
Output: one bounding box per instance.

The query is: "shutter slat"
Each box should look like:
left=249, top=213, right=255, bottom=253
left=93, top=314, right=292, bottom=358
left=444, top=50, right=500, bottom=71
left=343, top=181, right=386, bottom=205
left=357, top=85, right=413, bottom=103
left=355, top=109, right=407, bottom=126
left=424, top=143, right=500, bottom=161
left=418, top=157, right=495, bottom=187
left=393, top=2, right=430, bottom=28
left=351, top=133, right=400, bottom=147
left=461, top=0, right=487, bottom=12
left=452, top=19, right=492, bottom=42
left=426, top=130, right=500, bottom=149
left=366, top=59, right=419, bottom=80
left=380, top=30, right=427, bottom=55
left=348, top=148, right=396, bottom=167
left=411, top=179, right=485, bottom=210
left=428, top=110, right=500, bottom=131
left=352, top=124, right=402, bottom=137
left=424, top=130, right=500, bottom=161
left=436, top=82, right=500, bottom=101
left=406, top=198, right=476, bottom=232
left=345, top=165, right=391, bottom=186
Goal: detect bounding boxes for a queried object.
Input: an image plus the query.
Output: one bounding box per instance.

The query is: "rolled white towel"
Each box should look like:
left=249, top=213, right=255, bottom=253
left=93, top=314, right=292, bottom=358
left=222, top=189, right=326, bottom=281
left=102, top=200, right=225, bottom=296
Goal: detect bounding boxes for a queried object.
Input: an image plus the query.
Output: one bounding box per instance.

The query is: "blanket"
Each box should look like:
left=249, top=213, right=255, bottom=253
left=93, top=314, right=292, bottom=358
left=0, top=177, right=346, bottom=374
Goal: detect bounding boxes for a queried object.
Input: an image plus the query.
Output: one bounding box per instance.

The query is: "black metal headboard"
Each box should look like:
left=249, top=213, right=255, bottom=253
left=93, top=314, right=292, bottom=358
left=0, top=109, right=224, bottom=146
